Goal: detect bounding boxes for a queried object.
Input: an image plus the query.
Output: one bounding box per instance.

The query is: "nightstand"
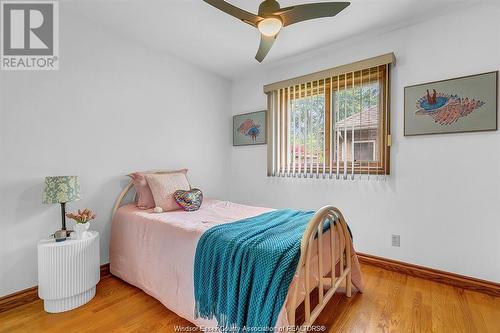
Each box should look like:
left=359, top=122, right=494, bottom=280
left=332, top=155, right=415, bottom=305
left=37, top=231, right=100, bottom=313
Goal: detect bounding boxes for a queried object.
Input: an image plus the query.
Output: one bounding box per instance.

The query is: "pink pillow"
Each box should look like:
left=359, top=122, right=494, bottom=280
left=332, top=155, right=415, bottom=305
left=128, top=169, right=188, bottom=209
left=145, top=172, right=191, bottom=211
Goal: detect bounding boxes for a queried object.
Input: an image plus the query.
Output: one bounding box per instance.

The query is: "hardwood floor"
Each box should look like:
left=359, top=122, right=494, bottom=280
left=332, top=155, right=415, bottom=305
left=1, top=264, right=499, bottom=333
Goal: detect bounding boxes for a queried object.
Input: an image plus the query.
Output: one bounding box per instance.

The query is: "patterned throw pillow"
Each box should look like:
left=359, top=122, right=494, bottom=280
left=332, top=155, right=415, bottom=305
left=174, top=189, right=203, bottom=211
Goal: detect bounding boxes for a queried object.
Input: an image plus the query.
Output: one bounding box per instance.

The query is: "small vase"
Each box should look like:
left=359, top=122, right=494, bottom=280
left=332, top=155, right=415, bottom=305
left=74, top=222, right=90, bottom=240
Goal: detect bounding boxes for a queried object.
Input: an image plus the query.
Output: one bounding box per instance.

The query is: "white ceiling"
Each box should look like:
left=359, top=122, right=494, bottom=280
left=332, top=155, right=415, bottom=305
left=69, top=0, right=479, bottom=79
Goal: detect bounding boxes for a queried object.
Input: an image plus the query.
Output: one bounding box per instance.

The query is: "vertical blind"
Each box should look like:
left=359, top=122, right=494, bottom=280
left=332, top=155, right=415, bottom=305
left=265, top=53, right=395, bottom=180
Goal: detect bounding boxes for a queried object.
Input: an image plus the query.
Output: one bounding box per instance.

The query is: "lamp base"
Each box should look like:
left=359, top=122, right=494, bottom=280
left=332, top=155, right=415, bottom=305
left=54, top=229, right=67, bottom=242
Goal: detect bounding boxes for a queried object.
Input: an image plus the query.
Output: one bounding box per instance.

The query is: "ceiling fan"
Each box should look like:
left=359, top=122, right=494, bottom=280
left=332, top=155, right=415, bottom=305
left=203, top=0, right=350, bottom=62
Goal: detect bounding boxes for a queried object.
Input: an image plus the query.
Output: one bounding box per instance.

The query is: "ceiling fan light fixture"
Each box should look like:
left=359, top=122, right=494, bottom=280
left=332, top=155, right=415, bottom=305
left=257, top=17, right=283, bottom=37
left=203, top=0, right=351, bottom=62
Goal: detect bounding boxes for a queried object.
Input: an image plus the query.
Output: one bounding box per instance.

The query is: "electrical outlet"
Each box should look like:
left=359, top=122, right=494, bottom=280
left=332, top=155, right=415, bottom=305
left=391, top=234, right=400, bottom=247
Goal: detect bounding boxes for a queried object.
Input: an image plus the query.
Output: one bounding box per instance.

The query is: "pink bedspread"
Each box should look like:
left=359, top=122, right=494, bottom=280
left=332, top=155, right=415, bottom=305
left=109, top=199, right=364, bottom=328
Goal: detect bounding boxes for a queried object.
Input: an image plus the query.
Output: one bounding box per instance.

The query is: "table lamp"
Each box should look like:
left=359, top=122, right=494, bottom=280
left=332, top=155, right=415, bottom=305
left=43, top=176, right=81, bottom=242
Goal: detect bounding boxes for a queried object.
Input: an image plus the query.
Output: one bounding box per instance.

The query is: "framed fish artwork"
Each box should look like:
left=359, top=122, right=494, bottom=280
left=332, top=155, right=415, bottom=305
left=404, top=71, right=497, bottom=136
left=233, top=110, right=267, bottom=146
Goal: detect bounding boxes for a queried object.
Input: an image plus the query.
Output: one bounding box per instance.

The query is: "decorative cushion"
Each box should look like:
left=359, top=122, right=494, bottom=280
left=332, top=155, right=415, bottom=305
left=128, top=169, right=188, bottom=209
left=145, top=172, right=191, bottom=211
left=174, top=189, right=203, bottom=211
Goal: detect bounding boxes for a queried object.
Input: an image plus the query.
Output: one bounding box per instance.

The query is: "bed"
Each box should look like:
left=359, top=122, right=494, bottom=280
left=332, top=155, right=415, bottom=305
left=110, top=176, right=364, bottom=330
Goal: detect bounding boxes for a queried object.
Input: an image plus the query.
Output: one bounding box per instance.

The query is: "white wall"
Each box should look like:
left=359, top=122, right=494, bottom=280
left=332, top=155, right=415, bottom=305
left=0, top=8, right=231, bottom=296
left=230, top=2, right=500, bottom=282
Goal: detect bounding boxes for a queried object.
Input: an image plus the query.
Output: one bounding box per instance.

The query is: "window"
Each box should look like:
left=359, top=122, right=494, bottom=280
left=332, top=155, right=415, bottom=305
left=354, top=141, right=376, bottom=162
left=265, top=53, right=394, bottom=179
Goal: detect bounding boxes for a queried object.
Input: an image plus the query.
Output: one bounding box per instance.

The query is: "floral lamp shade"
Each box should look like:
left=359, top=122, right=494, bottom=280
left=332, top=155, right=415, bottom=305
left=42, top=176, right=81, bottom=204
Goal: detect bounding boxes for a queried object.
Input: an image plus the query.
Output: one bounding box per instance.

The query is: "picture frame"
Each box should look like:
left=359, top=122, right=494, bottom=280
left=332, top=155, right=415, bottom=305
left=404, top=71, right=498, bottom=136
left=233, top=110, right=267, bottom=146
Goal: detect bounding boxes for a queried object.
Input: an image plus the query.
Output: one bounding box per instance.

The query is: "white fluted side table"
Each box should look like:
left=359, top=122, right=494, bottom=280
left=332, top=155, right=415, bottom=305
left=37, top=231, right=100, bottom=313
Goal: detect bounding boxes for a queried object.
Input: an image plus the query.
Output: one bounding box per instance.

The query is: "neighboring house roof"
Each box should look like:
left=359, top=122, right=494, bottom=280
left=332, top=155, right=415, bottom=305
left=335, top=107, right=379, bottom=130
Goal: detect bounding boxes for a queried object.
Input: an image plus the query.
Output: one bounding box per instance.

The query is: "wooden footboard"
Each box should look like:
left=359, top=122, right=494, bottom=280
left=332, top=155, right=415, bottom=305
left=287, top=206, right=352, bottom=329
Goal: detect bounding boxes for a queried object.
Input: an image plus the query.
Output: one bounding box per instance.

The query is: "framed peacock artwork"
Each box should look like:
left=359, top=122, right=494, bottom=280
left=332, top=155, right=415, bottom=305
left=404, top=71, right=497, bottom=136
left=233, top=110, right=267, bottom=146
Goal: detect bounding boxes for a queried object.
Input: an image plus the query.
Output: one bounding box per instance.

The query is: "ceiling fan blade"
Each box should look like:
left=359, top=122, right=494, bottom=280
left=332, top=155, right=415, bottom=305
left=272, top=7, right=296, bottom=16
left=275, top=2, right=350, bottom=27
left=203, top=0, right=262, bottom=27
left=255, top=34, right=277, bottom=62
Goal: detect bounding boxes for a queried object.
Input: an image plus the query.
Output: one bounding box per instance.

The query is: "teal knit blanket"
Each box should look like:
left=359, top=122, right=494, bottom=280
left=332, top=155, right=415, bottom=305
left=193, top=209, right=316, bottom=331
